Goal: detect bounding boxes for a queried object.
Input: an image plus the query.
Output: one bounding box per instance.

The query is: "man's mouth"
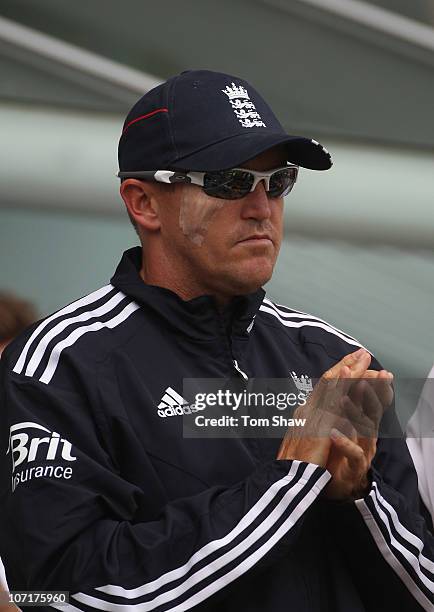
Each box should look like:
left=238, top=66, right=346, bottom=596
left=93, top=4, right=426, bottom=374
left=237, top=234, right=273, bottom=244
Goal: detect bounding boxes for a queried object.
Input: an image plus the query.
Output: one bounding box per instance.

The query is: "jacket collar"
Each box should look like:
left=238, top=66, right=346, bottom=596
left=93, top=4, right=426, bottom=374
left=110, top=247, right=265, bottom=342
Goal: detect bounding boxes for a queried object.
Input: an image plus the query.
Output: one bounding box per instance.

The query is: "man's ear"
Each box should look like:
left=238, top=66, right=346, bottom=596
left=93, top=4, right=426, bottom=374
left=120, top=179, right=161, bottom=232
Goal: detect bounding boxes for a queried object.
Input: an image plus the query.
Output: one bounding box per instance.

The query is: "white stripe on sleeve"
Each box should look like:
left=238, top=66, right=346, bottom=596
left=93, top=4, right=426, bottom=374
left=39, top=301, right=140, bottom=384
left=71, top=464, right=330, bottom=611
left=25, top=292, right=126, bottom=377
left=259, top=303, right=365, bottom=350
left=13, top=284, right=113, bottom=374
left=262, top=298, right=365, bottom=346
left=356, top=485, right=434, bottom=611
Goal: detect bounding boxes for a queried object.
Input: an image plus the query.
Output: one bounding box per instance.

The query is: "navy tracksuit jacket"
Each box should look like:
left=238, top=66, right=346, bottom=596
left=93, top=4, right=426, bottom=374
left=1, top=246, right=433, bottom=611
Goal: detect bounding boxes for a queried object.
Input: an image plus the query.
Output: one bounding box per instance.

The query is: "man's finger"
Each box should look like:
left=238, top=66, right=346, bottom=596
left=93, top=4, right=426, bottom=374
left=351, top=374, right=393, bottom=421
left=375, top=370, right=394, bottom=407
left=323, top=348, right=370, bottom=381
left=346, top=351, right=372, bottom=379
left=348, top=380, right=383, bottom=431
left=319, top=350, right=372, bottom=404
left=340, top=394, right=377, bottom=438
left=358, top=436, right=377, bottom=466
left=362, top=370, right=394, bottom=406
left=330, top=428, right=366, bottom=473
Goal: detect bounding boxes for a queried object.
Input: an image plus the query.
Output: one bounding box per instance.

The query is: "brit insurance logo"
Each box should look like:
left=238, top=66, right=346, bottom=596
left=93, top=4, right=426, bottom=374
left=157, top=387, right=201, bottom=418
left=6, top=422, right=77, bottom=493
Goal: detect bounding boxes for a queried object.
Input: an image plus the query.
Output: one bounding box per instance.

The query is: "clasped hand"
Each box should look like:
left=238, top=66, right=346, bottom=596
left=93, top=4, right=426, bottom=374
left=277, top=349, right=394, bottom=500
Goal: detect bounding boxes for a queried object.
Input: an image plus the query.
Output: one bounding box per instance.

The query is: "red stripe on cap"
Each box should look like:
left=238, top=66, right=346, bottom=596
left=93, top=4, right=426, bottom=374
left=122, top=108, right=168, bottom=134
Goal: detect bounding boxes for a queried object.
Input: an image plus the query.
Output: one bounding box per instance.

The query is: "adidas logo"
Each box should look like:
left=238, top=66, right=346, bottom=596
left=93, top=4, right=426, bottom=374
left=157, top=387, right=201, bottom=418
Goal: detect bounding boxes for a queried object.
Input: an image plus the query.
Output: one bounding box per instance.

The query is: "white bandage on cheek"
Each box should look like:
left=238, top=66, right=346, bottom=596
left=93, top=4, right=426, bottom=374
left=178, top=187, right=225, bottom=246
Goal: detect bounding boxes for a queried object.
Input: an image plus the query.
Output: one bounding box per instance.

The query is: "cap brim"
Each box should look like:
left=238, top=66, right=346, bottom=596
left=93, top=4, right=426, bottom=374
left=170, top=131, right=332, bottom=171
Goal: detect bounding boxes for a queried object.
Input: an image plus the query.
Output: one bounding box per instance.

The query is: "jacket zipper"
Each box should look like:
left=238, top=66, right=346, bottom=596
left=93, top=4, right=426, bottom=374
left=216, top=310, right=249, bottom=381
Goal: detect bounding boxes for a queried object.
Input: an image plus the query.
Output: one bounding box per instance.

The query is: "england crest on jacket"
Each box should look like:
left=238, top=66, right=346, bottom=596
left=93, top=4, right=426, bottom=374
left=289, top=372, right=314, bottom=402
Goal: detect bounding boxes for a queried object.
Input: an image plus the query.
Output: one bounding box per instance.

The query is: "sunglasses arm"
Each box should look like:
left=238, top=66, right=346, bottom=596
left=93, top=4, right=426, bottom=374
left=117, top=170, right=204, bottom=187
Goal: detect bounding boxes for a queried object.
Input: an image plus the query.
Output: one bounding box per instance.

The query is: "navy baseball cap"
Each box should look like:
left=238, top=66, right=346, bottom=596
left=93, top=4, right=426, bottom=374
left=118, top=69, right=332, bottom=173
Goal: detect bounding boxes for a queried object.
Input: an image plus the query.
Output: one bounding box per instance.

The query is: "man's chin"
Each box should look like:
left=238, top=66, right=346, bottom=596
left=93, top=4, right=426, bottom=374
left=225, top=260, right=275, bottom=294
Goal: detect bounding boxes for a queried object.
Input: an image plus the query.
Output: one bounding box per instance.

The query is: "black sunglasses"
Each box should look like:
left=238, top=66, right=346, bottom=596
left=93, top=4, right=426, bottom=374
left=117, top=165, right=299, bottom=200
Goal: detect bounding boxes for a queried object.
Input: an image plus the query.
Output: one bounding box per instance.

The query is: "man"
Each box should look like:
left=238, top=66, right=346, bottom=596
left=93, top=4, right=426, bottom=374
left=0, top=70, right=433, bottom=611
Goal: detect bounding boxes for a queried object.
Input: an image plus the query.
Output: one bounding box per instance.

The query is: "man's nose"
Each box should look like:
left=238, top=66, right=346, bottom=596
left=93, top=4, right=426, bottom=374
left=240, top=180, right=272, bottom=220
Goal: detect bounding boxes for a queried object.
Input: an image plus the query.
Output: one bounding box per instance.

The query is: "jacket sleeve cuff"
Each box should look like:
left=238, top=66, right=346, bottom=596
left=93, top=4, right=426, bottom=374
left=354, top=466, right=434, bottom=611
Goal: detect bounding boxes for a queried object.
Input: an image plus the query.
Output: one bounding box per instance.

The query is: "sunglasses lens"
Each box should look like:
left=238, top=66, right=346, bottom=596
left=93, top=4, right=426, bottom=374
left=202, top=167, right=298, bottom=200
left=203, top=170, right=254, bottom=200
left=268, top=168, right=298, bottom=198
